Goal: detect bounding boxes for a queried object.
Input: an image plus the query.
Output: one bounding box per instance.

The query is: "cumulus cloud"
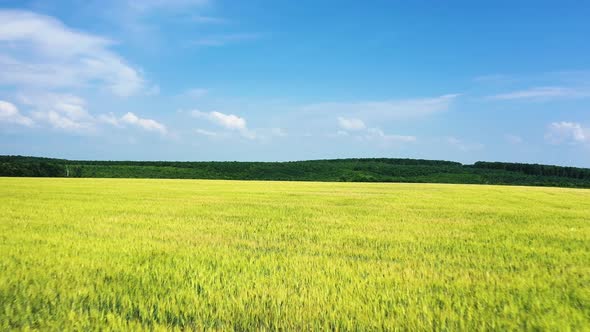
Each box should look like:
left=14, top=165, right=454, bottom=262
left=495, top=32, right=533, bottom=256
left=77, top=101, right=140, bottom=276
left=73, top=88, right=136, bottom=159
left=190, top=110, right=281, bottom=140
left=11, top=93, right=167, bottom=136
left=545, top=122, right=589, bottom=144
left=338, top=117, right=365, bottom=131
left=120, top=112, right=168, bottom=135
left=23, top=97, right=166, bottom=136
left=32, top=110, right=94, bottom=132
left=194, top=110, right=246, bottom=130
left=213, top=112, right=244, bottom=130
left=17, top=93, right=96, bottom=133
left=0, top=100, right=34, bottom=127
left=98, top=111, right=168, bottom=135
left=0, top=10, right=145, bottom=96
left=19, top=93, right=91, bottom=120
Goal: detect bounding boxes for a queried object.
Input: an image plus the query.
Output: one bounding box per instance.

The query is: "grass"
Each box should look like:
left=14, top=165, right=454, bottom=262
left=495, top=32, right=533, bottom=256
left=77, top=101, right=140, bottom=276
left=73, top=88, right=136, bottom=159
left=0, top=177, right=589, bottom=330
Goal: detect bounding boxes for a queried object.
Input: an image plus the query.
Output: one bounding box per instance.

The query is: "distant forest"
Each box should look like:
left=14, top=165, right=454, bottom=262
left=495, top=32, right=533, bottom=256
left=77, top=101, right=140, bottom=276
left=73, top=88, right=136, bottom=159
left=1, top=155, right=590, bottom=188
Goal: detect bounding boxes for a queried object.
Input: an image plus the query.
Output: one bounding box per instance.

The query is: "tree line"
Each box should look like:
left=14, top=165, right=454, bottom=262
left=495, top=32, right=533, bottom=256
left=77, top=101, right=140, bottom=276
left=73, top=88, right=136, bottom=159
left=473, top=161, right=590, bottom=180
left=1, top=155, right=589, bottom=188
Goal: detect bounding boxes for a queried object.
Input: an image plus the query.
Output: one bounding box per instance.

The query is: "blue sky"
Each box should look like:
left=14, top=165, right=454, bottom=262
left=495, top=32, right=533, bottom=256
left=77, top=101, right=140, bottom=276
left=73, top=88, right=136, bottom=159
left=0, top=0, right=589, bottom=166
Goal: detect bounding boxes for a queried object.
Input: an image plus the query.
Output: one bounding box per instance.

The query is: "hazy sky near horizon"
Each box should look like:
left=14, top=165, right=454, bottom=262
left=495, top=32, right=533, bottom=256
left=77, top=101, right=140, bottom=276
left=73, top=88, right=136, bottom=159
left=0, top=0, right=589, bottom=166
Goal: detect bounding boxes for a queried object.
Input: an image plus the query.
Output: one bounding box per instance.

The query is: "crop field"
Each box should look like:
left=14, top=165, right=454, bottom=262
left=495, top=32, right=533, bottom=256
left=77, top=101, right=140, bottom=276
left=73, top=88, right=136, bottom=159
left=0, top=177, right=589, bottom=330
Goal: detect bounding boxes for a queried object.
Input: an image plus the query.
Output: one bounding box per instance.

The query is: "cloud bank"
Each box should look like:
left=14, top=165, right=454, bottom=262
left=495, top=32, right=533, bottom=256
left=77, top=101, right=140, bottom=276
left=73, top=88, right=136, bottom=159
left=0, top=101, right=34, bottom=127
left=545, top=122, right=589, bottom=144
left=338, top=117, right=366, bottom=131
left=0, top=10, right=145, bottom=96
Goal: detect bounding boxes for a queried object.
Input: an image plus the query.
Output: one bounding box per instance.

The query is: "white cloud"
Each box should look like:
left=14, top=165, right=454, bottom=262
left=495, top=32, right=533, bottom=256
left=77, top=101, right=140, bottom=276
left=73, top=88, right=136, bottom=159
left=365, top=128, right=416, bottom=143
left=545, top=122, right=589, bottom=144
left=302, top=94, right=459, bottom=119
left=337, top=117, right=365, bottom=131
left=19, top=93, right=91, bottom=120
left=488, top=87, right=590, bottom=101
left=102, top=111, right=170, bottom=136
left=208, top=111, right=246, bottom=130
left=0, top=10, right=145, bottom=96
left=195, top=128, right=222, bottom=137
left=0, top=100, right=34, bottom=127
left=191, top=110, right=247, bottom=130
left=4, top=92, right=167, bottom=136
left=120, top=112, right=167, bottom=135
left=97, top=112, right=123, bottom=127
left=190, top=110, right=262, bottom=139
left=18, top=93, right=97, bottom=133
left=32, top=110, right=94, bottom=132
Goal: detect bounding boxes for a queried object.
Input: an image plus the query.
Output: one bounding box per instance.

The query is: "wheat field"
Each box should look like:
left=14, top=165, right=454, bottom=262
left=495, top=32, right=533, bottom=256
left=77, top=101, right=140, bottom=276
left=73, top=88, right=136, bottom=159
left=0, top=178, right=589, bottom=330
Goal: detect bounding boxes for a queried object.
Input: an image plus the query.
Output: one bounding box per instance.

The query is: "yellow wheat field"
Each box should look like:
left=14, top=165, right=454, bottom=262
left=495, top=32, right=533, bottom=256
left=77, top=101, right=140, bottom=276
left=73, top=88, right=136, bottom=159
left=0, top=177, right=589, bottom=330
